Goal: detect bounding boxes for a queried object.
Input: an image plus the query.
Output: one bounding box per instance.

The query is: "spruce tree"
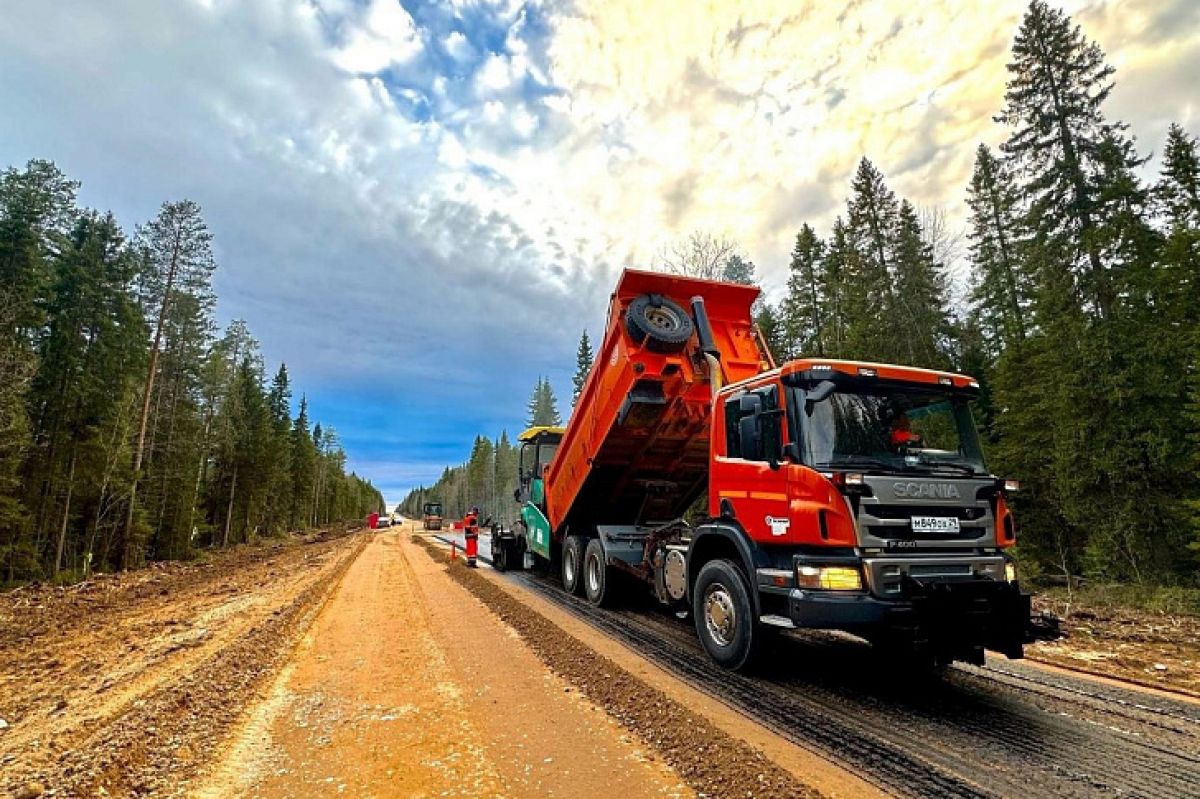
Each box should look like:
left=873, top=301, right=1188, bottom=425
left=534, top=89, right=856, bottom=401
left=753, top=303, right=785, bottom=364
left=290, top=396, right=318, bottom=530
left=571, top=330, right=594, bottom=407
left=526, top=377, right=562, bottom=427
left=967, top=144, right=1029, bottom=351
left=819, top=218, right=855, bottom=357
left=845, top=158, right=901, bottom=361
left=721, top=254, right=756, bottom=285
left=891, top=200, right=951, bottom=367
left=1158, top=124, right=1200, bottom=227
left=783, top=224, right=825, bottom=357
left=996, top=0, right=1141, bottom=319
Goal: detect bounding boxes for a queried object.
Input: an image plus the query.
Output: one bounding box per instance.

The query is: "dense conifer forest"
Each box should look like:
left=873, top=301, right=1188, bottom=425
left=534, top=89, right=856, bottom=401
left=0, top=175, right=384, bottom=584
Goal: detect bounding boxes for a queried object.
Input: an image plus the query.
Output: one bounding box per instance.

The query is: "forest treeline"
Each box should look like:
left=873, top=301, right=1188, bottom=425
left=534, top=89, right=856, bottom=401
left=399, top=376, right=568, bottom=524
left=404, top=2, right=1198, bottom=586
left=0, top=172, right=383, bottom=584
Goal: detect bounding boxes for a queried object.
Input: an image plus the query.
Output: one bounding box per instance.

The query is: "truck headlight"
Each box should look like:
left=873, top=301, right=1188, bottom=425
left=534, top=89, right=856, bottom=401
left=797, top=564, right=863, bottom=591
left=1004, top=561, right=1018, bottom=584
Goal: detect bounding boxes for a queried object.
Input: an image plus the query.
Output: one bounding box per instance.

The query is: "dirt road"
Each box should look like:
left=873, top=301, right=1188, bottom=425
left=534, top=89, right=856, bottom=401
left=195, top=531, right=695, bottom=798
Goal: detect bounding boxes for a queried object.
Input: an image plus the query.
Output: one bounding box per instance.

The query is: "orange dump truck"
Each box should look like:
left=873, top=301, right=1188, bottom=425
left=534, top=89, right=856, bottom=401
left=499, top=268, right=1042, bottom=669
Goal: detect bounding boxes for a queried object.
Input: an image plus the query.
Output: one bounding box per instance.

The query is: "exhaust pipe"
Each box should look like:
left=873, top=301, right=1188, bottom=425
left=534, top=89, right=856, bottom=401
left=690, top=296, right=720, bottom=360
left=690, top=296, right=724, bottom=390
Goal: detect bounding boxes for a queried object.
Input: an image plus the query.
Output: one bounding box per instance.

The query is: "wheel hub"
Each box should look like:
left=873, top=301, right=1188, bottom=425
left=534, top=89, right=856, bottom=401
left=704, top=584, right=736, bottom=646
left=645, top=307, right=680, bottom=331
left=587, top=555, right=600, bottom=593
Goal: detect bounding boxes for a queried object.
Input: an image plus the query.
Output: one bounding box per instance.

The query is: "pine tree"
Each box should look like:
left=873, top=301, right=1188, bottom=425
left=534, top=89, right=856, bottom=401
left=782, top=224, right=825, bottom=357
left=122, top=200, right=216, bottom=568
left=571, top=330, right=594, bottom=407
left=967, top=144, right=1029, bottom=351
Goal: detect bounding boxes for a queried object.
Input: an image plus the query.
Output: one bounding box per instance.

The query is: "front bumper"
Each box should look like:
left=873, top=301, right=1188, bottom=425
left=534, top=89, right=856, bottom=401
left=764, top=554, right=1035, bottom=661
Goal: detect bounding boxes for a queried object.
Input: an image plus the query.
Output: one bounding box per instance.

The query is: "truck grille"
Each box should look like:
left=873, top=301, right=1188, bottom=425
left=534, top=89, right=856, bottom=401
left=856, top=476, right=996, bottom=550
left=866, top=503, right=987, bottom=521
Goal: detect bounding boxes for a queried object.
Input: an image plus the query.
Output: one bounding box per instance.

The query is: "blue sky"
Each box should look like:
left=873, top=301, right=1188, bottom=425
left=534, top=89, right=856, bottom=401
left=2, top=0, right=1197, bottom=507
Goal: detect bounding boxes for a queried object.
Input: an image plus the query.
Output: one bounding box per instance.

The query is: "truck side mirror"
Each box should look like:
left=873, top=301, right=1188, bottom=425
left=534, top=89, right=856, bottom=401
left=804, top=380, right=837, bottom=416
left=738, top=414, right=761, bottom=460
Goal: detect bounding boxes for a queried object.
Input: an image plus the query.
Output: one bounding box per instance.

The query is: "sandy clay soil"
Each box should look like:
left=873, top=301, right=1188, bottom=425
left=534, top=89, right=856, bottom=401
left=0, top=528, right=366, bottom=798
left=6, top=515, right=1193, bottom=799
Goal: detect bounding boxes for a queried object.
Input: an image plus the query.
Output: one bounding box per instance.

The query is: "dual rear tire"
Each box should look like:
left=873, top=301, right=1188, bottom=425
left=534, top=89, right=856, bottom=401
left=562, top=535, right=586, bottom=595
left=562, top=535, right=615, bottom=607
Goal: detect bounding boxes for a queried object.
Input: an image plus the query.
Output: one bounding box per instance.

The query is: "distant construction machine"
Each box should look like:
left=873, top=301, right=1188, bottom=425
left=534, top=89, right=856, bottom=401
left=422, top=501, right=444, bottom=531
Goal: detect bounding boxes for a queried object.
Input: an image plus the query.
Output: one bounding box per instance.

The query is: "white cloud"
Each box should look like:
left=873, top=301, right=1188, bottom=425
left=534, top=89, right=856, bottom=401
left=331, top=0, right=423, bottom=74
left=443, top=30, right=475, bottom=62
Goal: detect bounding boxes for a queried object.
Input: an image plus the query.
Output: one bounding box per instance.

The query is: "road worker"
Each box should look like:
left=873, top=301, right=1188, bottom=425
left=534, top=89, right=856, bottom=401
left=463, top=506, right=480, bottom=567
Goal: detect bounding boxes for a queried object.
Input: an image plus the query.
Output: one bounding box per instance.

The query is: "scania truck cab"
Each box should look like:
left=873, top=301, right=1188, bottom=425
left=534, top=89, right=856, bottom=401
left=708, top=359, right=1027, bottom=667
left=501, top=269, right=1042, bottom=671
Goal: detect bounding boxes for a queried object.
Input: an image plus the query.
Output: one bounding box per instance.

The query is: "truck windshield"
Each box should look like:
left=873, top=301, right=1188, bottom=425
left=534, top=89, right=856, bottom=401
left=796, top=387, right=987, bottom=476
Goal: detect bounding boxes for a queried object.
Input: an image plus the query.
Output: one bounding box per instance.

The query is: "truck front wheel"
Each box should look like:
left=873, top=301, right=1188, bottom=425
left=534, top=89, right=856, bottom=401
left=562, top=535, right=586, bottom=595
left=693, top=559, right=760, bottom=671
left=583, top=538, right=615, bottom=607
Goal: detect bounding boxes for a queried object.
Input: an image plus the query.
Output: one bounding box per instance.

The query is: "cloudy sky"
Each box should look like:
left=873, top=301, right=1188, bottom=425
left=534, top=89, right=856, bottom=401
left=2, top=0, right=1196, bottom=506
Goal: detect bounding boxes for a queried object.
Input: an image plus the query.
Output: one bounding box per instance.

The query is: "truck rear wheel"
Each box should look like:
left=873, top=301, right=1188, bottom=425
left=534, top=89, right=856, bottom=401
left=625, top=294, right=694, bottom=353
left=693, top=559, right=760, bottom=671
left=493, top=537, right=510, bottom=572
left=583, top=538, right=615, bottom=607
left=562, top=535, right=586, bottom=595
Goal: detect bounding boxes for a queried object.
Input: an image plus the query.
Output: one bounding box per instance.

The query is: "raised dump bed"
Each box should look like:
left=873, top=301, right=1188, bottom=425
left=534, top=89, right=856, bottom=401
left=545, top=269, right=767, bottom=533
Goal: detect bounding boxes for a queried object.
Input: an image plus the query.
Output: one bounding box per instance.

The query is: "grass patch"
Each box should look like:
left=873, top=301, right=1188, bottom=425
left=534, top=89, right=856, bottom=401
left=1035, top=582, right=1200, bottom=617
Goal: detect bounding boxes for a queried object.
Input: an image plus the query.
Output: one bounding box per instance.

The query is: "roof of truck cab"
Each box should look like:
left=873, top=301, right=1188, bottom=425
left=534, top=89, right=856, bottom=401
left=518, top=426, right=566, bottom=442
left=778, top=358, right=979, bottom=390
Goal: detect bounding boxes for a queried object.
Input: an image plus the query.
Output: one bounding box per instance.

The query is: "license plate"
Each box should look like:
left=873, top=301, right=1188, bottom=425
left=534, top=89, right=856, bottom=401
left=911, top=516, right=960, bottom=534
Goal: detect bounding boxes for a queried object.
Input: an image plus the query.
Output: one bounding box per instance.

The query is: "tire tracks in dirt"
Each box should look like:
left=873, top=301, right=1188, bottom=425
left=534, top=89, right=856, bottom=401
left=414, top=536, right=825, bottom=799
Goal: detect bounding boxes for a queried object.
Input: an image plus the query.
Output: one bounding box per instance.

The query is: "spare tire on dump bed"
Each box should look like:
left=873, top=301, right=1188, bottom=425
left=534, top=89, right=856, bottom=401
left=625, top=293, right=694, bottom=353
